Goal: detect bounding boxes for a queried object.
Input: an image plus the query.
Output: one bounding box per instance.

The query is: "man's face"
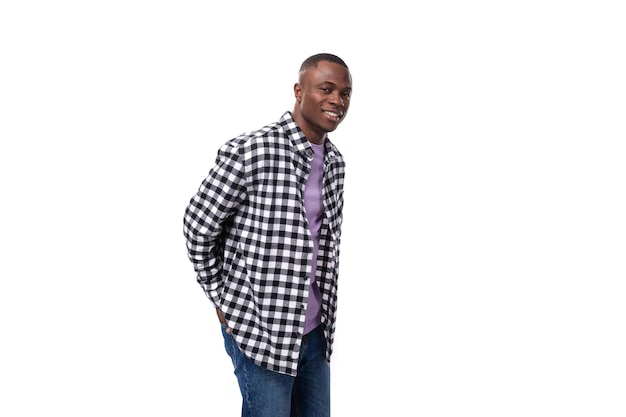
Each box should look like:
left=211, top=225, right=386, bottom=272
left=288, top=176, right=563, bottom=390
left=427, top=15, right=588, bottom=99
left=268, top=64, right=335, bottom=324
left=294, top=61, right=352, bottom=143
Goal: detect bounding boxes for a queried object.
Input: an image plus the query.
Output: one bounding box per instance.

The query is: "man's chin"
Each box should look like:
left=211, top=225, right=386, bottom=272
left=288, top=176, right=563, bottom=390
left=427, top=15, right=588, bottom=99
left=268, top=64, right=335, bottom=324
left=323, top=121, right=340, bottom=133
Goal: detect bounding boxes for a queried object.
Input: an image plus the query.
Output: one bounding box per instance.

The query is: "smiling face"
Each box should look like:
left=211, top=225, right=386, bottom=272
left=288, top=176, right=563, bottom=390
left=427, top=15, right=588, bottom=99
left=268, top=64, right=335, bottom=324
left=292, top=60, right=352, bottom=144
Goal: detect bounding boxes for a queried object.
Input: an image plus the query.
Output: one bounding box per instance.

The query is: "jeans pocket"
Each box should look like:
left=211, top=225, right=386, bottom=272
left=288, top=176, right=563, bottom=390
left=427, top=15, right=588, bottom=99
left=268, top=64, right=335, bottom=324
left=221, top=324, right=238, bottom=365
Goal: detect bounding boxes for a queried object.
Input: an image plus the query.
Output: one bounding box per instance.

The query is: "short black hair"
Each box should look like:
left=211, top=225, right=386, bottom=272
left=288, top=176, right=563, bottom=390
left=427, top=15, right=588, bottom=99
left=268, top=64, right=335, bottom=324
left=299, top=53, right=348, bottom=73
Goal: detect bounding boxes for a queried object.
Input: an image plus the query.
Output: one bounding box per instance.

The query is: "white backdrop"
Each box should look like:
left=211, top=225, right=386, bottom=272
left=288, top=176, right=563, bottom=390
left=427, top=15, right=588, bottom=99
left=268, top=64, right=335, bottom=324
left=1, top=1, right=625, bottom=416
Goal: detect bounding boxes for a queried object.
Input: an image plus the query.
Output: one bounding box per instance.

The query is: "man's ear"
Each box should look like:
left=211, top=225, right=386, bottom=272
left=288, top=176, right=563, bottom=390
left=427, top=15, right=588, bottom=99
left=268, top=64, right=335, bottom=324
left=294, top=83, right=302, bottom=102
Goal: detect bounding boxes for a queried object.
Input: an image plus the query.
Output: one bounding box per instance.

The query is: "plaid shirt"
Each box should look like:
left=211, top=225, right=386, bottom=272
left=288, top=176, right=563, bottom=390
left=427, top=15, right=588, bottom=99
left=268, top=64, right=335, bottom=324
left=184, top=112, right=345, bottom=376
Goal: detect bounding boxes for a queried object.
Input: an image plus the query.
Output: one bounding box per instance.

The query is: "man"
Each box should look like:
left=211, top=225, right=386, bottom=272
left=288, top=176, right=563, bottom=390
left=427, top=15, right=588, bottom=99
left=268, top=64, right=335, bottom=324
left=183, top=53, right=352, bottom=417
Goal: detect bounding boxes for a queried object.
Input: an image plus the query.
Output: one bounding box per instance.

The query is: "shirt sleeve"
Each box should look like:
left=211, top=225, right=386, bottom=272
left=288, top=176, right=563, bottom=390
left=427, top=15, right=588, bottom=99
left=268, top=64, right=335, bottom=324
left=183, top=142, right=247, bottom=307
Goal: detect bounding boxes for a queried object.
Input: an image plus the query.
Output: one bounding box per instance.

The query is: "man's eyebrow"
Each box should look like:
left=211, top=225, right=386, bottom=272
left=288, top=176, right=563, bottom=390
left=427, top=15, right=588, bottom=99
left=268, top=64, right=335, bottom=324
left=317, top=81, right=352, bottom=90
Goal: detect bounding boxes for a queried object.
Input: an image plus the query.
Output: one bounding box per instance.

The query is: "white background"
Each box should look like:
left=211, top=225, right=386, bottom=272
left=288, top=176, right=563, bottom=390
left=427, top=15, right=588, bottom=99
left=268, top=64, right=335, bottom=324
left=1, top=1, right=625, bottom=416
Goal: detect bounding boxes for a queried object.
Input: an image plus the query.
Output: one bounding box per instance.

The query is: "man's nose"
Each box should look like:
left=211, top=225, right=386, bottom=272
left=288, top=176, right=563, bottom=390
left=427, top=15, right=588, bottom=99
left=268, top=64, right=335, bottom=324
left=329, top=92, right=344, bottom=106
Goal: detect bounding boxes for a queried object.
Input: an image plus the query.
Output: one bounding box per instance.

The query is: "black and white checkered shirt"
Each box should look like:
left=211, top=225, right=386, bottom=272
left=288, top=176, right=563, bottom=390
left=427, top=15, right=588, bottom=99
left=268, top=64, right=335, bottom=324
left=184, top=112, right=345, bottom=376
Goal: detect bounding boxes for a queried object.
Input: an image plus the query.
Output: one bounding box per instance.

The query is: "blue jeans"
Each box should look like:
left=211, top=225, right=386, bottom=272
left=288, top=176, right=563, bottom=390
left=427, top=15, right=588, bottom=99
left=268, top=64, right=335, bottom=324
left=221, top=324, right=330, bottom=417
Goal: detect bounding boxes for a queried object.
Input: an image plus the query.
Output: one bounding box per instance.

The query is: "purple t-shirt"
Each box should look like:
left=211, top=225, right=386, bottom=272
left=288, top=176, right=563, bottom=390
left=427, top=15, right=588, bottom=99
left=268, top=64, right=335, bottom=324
left=303, top=141, right=325, bottom=334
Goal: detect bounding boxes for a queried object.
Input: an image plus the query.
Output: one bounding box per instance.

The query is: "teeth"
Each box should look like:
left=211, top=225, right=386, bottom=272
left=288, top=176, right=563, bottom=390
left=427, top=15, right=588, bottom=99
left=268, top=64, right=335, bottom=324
left=325, top=111, right=341, bottom=118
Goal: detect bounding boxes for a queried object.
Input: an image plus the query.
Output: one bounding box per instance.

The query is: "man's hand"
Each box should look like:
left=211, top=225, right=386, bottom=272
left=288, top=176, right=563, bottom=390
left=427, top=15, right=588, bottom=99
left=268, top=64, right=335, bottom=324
left=216, top=308, right=231, bottom=333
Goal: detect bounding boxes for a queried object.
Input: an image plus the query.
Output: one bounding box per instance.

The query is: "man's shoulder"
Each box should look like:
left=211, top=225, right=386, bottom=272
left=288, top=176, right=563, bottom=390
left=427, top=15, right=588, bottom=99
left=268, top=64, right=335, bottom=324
left=224, top=113, right=292, bottom=149
left=249, top=111, right=296, bottom=140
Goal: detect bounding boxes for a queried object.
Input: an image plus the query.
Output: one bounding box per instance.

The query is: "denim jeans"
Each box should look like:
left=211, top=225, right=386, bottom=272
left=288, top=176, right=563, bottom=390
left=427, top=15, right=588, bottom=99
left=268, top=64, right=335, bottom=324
left=221, top=324, right=330, bottom=417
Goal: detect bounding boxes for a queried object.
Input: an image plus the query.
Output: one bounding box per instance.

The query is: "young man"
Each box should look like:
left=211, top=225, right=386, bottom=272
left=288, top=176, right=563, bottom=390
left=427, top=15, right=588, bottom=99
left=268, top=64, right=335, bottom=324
left=184, top=53, right=352, bottom=417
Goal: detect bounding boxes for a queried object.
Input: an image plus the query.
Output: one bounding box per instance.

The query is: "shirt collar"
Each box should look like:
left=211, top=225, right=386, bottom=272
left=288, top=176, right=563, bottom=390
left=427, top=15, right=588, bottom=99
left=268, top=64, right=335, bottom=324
left=278, top=111, right=340, bottom=161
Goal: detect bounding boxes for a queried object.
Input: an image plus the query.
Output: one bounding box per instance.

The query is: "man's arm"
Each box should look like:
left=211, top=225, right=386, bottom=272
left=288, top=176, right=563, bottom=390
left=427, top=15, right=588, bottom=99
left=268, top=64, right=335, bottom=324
left=183, top=142, right=247, bottom=309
